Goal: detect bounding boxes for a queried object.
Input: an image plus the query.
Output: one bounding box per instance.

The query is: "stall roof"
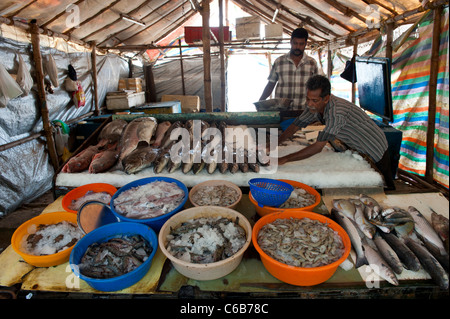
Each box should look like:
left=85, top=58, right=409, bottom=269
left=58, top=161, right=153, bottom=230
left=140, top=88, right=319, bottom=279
left=0, top=0, right=445, bottom=52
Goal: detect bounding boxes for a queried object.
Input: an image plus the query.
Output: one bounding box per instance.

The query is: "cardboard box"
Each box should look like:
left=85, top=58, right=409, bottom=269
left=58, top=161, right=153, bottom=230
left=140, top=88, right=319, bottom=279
left=161, top=95, right=201, bottom=113
left=236, top=16, right=260, bottom=39
left=265, top=24, right=283, bottom=38
left=118, top=78, right=143, bottom=92
left=106, top=91, right=145, bottom=110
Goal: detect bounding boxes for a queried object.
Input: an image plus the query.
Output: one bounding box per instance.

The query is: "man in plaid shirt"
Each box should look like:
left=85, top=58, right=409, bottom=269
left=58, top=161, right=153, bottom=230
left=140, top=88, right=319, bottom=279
left=259, top=28, right=319, bottom=111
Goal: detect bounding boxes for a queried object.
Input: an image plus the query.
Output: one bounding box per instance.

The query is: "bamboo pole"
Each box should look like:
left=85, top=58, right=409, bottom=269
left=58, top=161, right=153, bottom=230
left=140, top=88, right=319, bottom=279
left=179, top=39, right=186, bottom=95
left=425, top=5, right=443, bottom=183
left=29, top=19, right=59, bottom=171
left=90, top=41, right=99, bottom=116
left=219, top=0, right=226, bottom=112
left=201, top=0, right=213, bottom=112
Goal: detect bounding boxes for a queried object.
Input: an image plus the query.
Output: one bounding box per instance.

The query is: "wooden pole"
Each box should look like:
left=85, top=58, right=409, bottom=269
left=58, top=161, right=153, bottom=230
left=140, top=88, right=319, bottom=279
left=425, top=5, right=443, bottom=183
left=90, top=41, right=99, bottom=116
left=219, top=0, right=226, bottom=112
left=179, top=39, right=186, bottom=95
left=144, top=64, right=157, bottom=102
left=351, top=38, right=358, bottom=104
left=29, top=19, right=59, bottom=171
left=327, top=45, right=333, bottom=79
left=201, top=0, right=213, bottom=112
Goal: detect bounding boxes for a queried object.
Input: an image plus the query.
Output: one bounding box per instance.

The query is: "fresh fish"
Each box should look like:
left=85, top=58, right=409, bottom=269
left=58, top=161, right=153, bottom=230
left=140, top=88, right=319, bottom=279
left=205, top=122, right=220, bottom=174
left=408, top=206, right=447, bottom=256
left=117, top=117, right=158, bottom=167
left=152, top=121, right=171, bottom=148
left=351, top=200, right=376, bottom=239
left=249, top=162, right=260, bottom=173
left=192, top=161, right=206, bottom=174
left=183, top=120, right=209, bottom=174
left=373, top=232, right=403, bottom=274
left=332, top=199, right=356, bottom=220
left=62, top=145, right=99, bottom=173
left=379, top=231, right=421, bottom=271
left=218, top=121, right=229, bottom=174
left=332, top=209, right=368, bottom=268
left=167, top=157, right=182, bottom=173
left=97, top=119, right=128, bottom=146
left=122, top=146, right=159, bottom=174
left=431, top=211, right=449, bottom=254
left=160, top=121, right=183, bottom=150
left=405, top=236, right=449, bottom=290
left=358, top=194, right=379, bottom=207
left=88, top=146, right=120, bottom=173
left=153, top=149, right=170, bottom=174
left=362, top=241, right=399, bottom=286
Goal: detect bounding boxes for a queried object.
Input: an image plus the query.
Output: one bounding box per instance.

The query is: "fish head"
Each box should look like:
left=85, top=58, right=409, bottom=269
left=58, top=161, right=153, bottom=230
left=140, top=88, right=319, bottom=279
left=394, top=221, right=415, bottom=238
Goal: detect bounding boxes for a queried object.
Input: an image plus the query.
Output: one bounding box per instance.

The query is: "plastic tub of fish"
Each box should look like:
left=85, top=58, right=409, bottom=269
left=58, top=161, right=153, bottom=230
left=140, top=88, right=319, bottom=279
left=110, top=177, right=188, bottom=231
left=62, top=183, right=117, bottom=214
left=69, top=222, right=158, bottom=292
left=189, top=180, right=242, bottom=210
left=158, top=206, right=252, bottom=281
left=249, top=180, right=321, bottom=217
left=11, top=212, right=84, bottom=267
left=252, top=211, right=351, bottom=286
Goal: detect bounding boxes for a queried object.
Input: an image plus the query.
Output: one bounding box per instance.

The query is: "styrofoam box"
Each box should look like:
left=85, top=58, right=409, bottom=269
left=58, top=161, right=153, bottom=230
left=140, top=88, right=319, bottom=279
left=106, top=92, right=145, bottom=110
left=236, top=16, right=260, bottom=39
left=161, top=94, right=200, bottom=113
left=265, top=24, right=283, bottom=38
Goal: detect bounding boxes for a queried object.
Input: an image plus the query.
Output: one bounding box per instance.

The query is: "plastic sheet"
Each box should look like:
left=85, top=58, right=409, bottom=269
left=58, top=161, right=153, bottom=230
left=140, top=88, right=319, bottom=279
left=0, top=35, right=128, bottom=216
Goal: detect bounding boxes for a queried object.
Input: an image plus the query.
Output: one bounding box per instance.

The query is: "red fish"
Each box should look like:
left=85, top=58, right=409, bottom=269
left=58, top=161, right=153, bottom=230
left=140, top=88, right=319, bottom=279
left=62, top=145, right=99, bottom=173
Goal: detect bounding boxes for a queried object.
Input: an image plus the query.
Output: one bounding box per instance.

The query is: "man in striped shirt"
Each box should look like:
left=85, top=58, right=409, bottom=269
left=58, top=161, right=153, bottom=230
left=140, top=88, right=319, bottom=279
left=278, top=75, right=395, bottom=189
left=259, top=28, right=319, bottom=110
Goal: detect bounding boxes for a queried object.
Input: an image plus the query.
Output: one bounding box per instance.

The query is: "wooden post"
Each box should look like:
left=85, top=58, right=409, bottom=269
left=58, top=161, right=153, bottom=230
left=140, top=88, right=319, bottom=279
left=178, top=39, right=186, bottom=95
left=90, top=41, right=99, bottom=116
left=425, top=5, right=443, bottom=183
left=29, top=19, right=59, bottom=171
left=351, top=38, right=358, bottom=104
left=219, top=0, right=226, bottom=112
left=201, top=0, right=213, bottom=112
left=327, top=45, right=333, bottom=79
left=144, top=64, right=157, bottom=102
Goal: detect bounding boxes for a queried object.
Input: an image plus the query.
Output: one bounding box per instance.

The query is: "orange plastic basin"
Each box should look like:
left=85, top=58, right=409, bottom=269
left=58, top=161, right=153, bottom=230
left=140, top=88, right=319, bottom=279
left=249, top=179, right=321, bottom=217
left=252, top=210, right=351, bottom=286
left=11, top=212, right=82, bottom=267
left=62, top=183, right=117, bottom=213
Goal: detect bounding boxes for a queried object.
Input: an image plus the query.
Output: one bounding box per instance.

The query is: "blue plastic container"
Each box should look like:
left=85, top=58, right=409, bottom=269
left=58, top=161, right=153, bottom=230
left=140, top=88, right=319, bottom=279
left=109, top=177, right=188, bottom=232
left=248, top=178, right=293, bottom=208
left=70, top=222, right=158, bottom=292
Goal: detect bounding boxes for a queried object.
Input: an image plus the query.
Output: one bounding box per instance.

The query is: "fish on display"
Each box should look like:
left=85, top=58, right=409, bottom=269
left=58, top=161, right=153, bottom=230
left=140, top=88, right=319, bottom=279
left=332, top=199, right=356, bottom=220
left=151, top=121, right=171, bottom=148
left=117, top=117, right=158, bottom=169
left=183, top=120, right=209, bottom=174
left=358, top=194, right=380, bottom=207
left=62, top=145, right=99, bottom=173
left=332, top=208, right=368, bottom=268
left=373, top=232, right=403, bottom=274
left=97, top=119, right=128, bottom=147
left=379, top=231, right=421, bottom=271
left=160, top=121, right=183, bottom=150
left=88, top=146, right=120, bottom=174
left=404, top=236, right=449, bottom=290
left=219, top=122, right=229, bottom=174
left=249, top=162, right=260, bottom=173
left=431, top=211, right=449, bottom=253
left=153, top=148, right=171, bottom=174
left=204, top=122, right=220, bottom=174
left=351, top=199, right=376, bottom=239
left=362, top=241, right=399, bottom=286
left=122, top=146, right=159, bottom=174
left=238, top=149, right=249, bottom=173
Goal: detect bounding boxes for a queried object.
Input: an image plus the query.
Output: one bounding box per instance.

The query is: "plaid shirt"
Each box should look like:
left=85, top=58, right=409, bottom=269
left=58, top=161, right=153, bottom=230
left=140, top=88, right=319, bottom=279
left=268, top=53, right=319, bottom=110
left=293, top=95, right=388, bottom=162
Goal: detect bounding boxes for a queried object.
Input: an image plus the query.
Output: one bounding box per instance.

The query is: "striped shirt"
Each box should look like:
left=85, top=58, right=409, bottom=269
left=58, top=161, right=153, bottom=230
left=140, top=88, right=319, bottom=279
left=292, top=95, right=388, bottom=162
left=268, top=53, right=319, bottom=110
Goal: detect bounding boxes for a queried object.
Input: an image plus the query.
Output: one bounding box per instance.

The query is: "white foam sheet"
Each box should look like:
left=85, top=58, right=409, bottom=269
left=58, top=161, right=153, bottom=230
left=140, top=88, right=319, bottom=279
left=56, top=143, right=383, bottom=189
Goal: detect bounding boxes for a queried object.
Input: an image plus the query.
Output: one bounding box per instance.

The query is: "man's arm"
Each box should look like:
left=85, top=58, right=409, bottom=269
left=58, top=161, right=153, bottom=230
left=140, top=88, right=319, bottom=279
left=278, top=122, right=300, bottom=145
left=278, top=140, right=327, bottom=165
left=259, top=81, right=276, bottom=101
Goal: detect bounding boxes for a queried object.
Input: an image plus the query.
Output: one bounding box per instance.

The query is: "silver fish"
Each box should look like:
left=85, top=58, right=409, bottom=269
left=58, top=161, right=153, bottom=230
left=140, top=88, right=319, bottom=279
left=373, top=232, right=403, bottom=274
left=431, top=211, right=449, bottom=254
left=358, top=194, right=380, bottom=207
left=333, top=199, right=356, bottom=220
left=332, top=209, right=368, bottom=268
left=380, top=231, right=421, bottom=271
left=122, top=146, right=159, bottom=174
left=362, top=242, right=399, bottom=286
left=408, top=206, right=447, bottom=256
left=352, top=200, right=376, bottom=239
left=405, top=236, right=449, bottom=290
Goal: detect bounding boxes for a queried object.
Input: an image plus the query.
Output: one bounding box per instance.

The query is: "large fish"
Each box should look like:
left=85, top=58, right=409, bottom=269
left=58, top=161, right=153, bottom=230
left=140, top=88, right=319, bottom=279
left=431, top=211, right=449, bottom=254
left=332, top=209, right=368, bottom=268
left=152, top=121, right=171, bottom=148
left=362, top=241, right=399, bottom=286
left=122, top=146, right=159, bottom=174
left=97, top=119, right=128, bottom=146
left=88, top=145, right=120, bottom=174
left=117, top=117, right=158, bottom=168
left=332, top=199, right=356, bottom=220
left=160, top=121, right=183, bottom=150
left=153, top=148, right=171, bottom=174
left=380, top=231, right=421, bottom=271
left=405, top=237, right=449, bottom=290
left=408, top=206, right=447, bottom=256
left=373, top=232, right=403, bottom=274
left=351, top=199, right=376, bottom=239
left=62, top=145, right=99, bottom=173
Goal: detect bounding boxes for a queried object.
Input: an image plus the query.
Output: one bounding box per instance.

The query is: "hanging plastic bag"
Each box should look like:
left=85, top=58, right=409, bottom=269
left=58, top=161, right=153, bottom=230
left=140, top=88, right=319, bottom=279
left=0, top=62, right=23, bottom=107
left=65, top=64, right=78, bottom=91
left=72, top=81, right=85, bottom=108
left=44, top=54, right=59, bottom=87
left=16, top=54, right=33, bottom=96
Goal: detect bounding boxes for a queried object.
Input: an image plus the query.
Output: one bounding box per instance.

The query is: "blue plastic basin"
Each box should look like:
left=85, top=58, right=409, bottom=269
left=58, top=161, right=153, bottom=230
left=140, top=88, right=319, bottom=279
left=70, top=222, right=158, bottom=292
left=109, top=177, right=188, bottom=232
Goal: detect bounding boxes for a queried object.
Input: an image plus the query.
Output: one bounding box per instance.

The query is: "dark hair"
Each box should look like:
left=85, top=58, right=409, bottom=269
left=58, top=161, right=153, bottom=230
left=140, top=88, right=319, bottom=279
left=291, top=28, right=308, bottom=41
left=306, top=75, right=331, bottom=97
